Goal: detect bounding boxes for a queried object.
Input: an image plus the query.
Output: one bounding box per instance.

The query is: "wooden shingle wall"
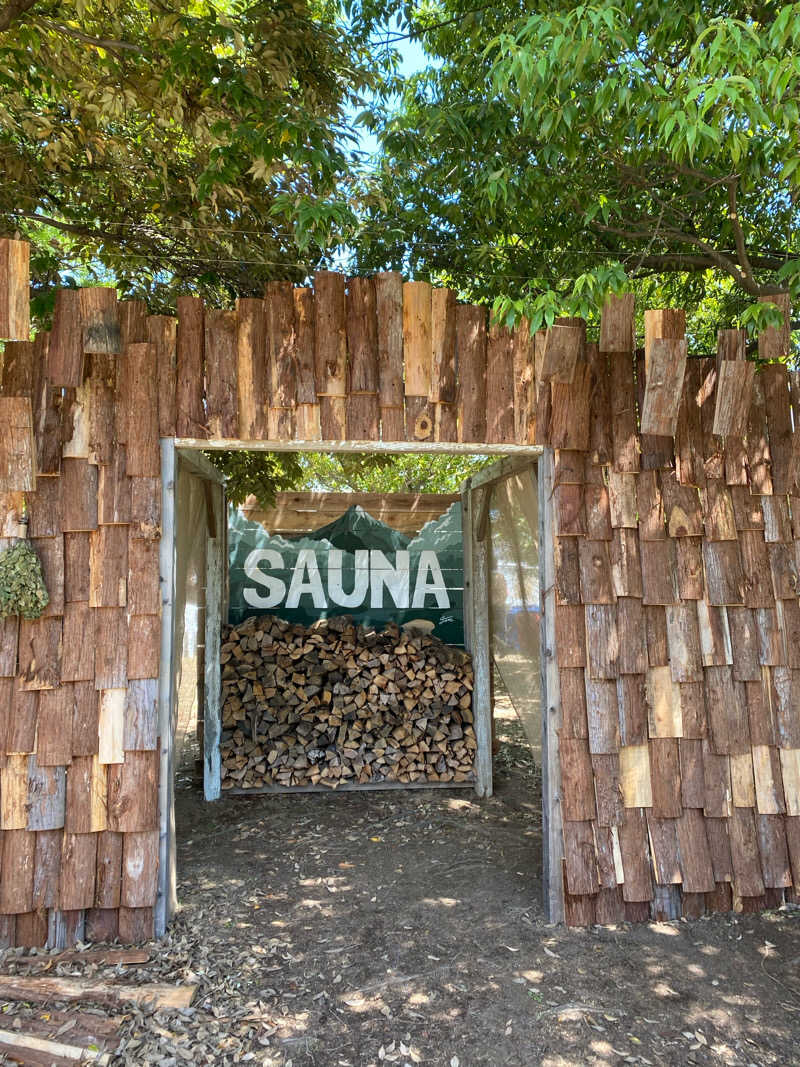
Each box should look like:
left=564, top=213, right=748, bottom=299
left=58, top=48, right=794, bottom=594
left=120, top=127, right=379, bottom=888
left=0, top=238, right=798, bottom=937
left=0, top=253, right=163, bottom=947
left=545, top=294, right=800, bottom=924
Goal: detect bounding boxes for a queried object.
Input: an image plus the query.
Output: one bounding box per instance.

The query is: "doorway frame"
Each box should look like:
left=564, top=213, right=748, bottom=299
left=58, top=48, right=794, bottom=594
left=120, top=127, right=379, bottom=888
left=157, top=438, right=548, bottom=936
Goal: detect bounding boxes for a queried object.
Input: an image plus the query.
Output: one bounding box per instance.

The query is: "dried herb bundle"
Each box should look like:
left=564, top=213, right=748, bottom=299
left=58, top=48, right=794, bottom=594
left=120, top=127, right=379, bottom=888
left=0, top=541, right=49, bottom=619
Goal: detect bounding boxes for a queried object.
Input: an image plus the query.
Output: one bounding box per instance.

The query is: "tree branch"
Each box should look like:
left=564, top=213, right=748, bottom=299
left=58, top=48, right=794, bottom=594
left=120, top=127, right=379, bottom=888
left=726, top=177, right=758, bottom=291
left=0, top=0, right=38, bottom=33
left=36, top=18, right=140, bottom=52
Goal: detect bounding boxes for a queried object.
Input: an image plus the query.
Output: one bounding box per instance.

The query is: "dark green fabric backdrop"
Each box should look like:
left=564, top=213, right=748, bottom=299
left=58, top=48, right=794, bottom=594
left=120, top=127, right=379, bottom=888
left=228, top=502, right=465, bottom=645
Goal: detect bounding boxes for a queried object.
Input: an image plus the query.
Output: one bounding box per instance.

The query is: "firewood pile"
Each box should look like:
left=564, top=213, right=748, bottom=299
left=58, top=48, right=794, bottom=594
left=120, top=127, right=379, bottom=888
left=220, top=614, right=476, bottom=790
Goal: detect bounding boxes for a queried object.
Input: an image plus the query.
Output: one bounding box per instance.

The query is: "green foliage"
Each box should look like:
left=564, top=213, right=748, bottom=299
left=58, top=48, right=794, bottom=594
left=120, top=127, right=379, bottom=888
left=204, top=450, right=304, bottom=508
left=0, top=0, right=379, bottom=309
left=0, top=541, right=50, bottom=620
left=352, top=1, right=800, bottom=341
left=295, top=451, right=493, bottom=492
left=204, top=448, right=493, bottom=504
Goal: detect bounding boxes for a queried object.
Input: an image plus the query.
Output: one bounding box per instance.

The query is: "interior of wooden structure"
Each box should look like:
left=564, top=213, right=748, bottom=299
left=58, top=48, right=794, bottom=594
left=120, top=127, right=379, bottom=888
left=0, top=236, right=799, bottom=942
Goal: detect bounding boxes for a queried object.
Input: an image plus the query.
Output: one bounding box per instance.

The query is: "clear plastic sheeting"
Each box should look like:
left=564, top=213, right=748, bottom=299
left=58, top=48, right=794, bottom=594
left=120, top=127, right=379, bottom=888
left=487, top=465, right=541, bottom=760
left=173, top=463, right=210, bottom=771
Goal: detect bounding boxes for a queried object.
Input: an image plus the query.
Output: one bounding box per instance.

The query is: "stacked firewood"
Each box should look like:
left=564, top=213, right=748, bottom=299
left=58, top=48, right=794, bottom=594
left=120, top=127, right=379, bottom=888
left=219, top=614, right=475, bottom=790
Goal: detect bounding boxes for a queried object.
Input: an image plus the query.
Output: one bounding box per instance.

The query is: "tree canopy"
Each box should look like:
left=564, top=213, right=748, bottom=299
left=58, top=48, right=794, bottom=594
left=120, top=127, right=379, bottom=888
left=352, top=1, right=800, bottom=342
left=0, top=0, right=376, bottom=311
left=206, top=449, right=492, bottom=506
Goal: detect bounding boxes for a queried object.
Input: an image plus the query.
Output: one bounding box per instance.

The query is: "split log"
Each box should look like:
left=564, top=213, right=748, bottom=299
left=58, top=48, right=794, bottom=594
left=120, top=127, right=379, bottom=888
left=219, top=615, right=475, bottom=791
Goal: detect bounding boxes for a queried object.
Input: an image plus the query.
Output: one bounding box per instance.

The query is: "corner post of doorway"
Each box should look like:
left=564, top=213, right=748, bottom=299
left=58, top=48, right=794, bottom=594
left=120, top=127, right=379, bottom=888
left=204, top=487, right=224, bottom=801
left=156, top=437, right=177, bottom=939
left=469, top=482, right=493, bottom=798
left=539, top=447, right=565, bottom=923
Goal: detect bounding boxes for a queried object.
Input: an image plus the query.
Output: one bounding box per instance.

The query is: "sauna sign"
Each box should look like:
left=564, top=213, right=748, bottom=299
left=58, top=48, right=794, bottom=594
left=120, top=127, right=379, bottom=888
left=228, top=503, right=465, bottom=645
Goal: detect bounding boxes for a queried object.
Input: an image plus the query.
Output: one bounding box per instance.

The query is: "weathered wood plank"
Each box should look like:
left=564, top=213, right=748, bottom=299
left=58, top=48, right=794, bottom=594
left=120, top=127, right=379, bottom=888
left=0, top=396, right=34, bottom=491
left=175, top=296, right=205, bottom=438
left=204, top=309, right=238, bottom=439
left=402, top=281, right=432, bottom=397
left=236, top=297, right=267, bottom=439
left=456, top=305, right=487, bottom=443
left=618, top=807, right=653, bottom=901
left=486, top=322, right=515, bottom=444
left=640, top=338, right=687, bottom=437
left=94, top=608, right=127, bottom=690
left=36, top=686, right=73, bottom=765
left=702, top=541, right=745, bottom=605
left=18, top=617, right=62, bottom=691
left=713, top=359, right=754, bottom=437
left=81, top=288, right=120, bottom=354
left=107, top=750, right=159, bottom=831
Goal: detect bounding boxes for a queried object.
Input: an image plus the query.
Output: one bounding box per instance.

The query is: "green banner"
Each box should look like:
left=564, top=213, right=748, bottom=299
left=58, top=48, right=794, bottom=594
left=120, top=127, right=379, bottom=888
left=228, top=502, right=465, bottom=645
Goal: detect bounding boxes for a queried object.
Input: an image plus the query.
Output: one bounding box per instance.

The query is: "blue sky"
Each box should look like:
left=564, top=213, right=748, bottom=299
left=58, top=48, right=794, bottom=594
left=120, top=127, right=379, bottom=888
left=354, top=30, right=429, bottom=157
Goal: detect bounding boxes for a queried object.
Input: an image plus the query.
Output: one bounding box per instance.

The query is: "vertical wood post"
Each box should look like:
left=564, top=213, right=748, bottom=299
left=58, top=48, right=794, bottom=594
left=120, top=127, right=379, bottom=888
left=155, top=439, right=176, bottom=938
left=204, top=488, right=224, bottom=802
left=470, top=483, right=493, bottom=798
left=539, top=447, right=565, bottom=923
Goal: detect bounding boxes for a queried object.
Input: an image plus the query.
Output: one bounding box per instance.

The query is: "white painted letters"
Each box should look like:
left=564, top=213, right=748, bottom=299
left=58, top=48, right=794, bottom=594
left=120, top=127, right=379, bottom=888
left=243, top=549, right=286, bottom=608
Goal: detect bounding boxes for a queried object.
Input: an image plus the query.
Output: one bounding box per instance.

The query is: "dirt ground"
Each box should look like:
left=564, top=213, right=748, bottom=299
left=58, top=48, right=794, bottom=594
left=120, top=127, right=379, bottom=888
left=2, top=705, right=800, bottom=1065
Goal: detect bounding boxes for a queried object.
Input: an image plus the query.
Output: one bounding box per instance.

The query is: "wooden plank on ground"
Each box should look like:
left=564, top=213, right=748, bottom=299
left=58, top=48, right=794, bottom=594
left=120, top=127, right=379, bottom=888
left=0, top=1028, right=111, bottom=1064
left=0, top=976, right=196, bottom=1010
